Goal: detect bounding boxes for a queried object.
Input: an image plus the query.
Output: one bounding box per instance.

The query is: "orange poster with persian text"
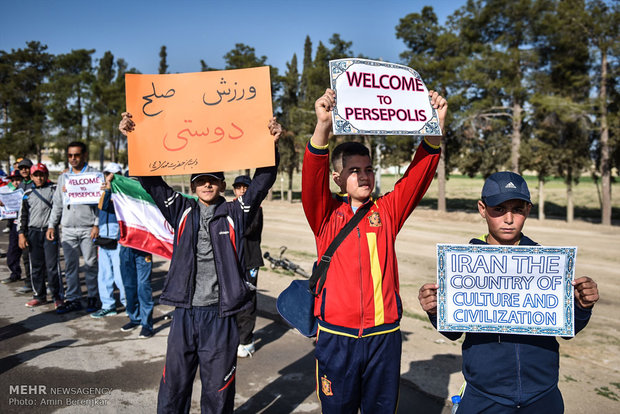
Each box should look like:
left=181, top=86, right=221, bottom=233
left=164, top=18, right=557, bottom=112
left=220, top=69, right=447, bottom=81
left=125, top=67, right=274, bottom=176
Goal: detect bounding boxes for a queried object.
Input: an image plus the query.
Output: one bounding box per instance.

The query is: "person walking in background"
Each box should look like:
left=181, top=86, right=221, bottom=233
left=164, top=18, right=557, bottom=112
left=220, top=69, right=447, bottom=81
left=48, top=142, right=100, bottom=314
left=1, top=170, right=25, bottom=284
left=14, top=157, right=34, bottom=294
left=232, top=175, right=265, bottom=358
left=17, top=163, right=63, bottom=308
left=91, top=163, right=126, bottom=318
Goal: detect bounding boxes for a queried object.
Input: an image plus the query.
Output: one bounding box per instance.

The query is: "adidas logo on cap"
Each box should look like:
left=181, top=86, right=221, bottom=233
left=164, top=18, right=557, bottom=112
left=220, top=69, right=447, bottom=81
left=505, top=182, right=517, bottom=189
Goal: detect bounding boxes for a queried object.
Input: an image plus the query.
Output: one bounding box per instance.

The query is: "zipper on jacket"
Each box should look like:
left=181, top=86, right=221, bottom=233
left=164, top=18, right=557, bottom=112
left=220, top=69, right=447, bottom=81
left=357, top=226, right=363, bottom=338
left=516, top=343, right=522, bottom=404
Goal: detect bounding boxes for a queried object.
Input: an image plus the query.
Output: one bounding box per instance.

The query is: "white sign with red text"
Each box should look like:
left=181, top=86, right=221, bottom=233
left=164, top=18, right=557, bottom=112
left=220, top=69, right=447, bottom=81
left=63, top=172, right=104, bottom=205
left=329, top=58, right=442, bottom=136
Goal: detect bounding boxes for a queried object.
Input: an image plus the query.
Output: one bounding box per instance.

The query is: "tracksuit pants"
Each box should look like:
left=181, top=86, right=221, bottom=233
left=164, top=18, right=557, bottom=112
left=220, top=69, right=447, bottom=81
left=7, top=220, right=31, bottom=283
left=28, top=227, right=62, bottom=301
left=157, top=306, right=239, bottom=414
left=235, top=268, right=258, bottom=345
left=315, top=321, right=402, bottom=414
left=456, top=383, right=565, bottom=413
left=61, top=226, right=98, bottom=301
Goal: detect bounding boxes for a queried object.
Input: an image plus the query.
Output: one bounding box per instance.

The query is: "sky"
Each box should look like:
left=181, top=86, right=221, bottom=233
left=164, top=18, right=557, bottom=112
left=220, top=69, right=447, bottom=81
left=0, top=0, right=468, bottom=75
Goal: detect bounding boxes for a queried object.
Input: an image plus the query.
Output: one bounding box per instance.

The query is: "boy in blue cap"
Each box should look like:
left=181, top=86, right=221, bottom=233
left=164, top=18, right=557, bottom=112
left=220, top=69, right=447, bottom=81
left=418, top=171, right=599, bottom=413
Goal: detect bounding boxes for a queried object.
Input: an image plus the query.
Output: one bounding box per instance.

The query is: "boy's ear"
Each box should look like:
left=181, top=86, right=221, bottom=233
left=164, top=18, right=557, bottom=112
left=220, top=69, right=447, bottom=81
left=190, top=182, right=196, bottom=193
left=477, top=200, right=487, bottom=218
left=331, top=170, right=341, bottom=187
left=220, top=181, right=227, bottom=192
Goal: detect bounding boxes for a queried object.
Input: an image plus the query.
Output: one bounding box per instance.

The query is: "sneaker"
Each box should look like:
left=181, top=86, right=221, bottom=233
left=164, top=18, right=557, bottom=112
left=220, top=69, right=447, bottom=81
left=121, top=322, right=139, bottom=332
left=139, top=327, right=154, bottom=338
left=17, top=285, right=33, bottom=294
left=54, top=299, right=64, bottom=309
left=26, top=298, right=46, bottom=307
left=90, top=308, right=117, bottom=318
left=1, top=276, right=20, bottom=284
left=3, top=227, right=10, bottom=233
left=56, top=300, right=83, bottom=314
left=237, top=342, right=255, bottom=358
left=86, top=297, right=99, bottom=313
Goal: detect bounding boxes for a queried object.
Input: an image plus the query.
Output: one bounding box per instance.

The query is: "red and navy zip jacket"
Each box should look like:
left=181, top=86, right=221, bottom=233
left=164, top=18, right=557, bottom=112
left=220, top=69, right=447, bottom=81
left=429, top=234, right=593, bottom=405
left=302, top=139, right=440, bottom=334
left=138, top=154, right=277, bottom=317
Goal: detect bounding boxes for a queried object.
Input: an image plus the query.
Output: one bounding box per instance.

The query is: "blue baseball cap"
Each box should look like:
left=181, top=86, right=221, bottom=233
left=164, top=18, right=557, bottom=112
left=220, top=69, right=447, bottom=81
left=481, top=171, right=531, bottom=206
left=233, top=175, right=251, bottom=187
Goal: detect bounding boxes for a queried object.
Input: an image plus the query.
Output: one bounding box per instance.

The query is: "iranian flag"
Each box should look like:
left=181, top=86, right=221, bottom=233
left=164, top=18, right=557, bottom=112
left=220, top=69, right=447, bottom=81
left=110, top=175, right=174, bottom=259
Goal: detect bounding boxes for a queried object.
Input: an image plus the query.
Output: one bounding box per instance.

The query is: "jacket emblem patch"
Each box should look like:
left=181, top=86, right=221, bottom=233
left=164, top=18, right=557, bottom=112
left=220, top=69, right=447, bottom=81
left=368, top=211, right=382, bottom=227
left=321, top=375, right=333, bottom=396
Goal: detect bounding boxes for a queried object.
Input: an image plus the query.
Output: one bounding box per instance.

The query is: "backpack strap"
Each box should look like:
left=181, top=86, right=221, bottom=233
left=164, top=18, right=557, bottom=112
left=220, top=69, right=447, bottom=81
left=309, top=201, right=372, bottom=297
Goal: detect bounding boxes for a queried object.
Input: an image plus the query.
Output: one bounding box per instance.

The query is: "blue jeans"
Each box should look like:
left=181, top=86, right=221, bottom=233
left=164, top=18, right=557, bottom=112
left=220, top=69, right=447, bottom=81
left=97, top=245, right=125, bottom=309
left=120, top=246, right=153, bottom=331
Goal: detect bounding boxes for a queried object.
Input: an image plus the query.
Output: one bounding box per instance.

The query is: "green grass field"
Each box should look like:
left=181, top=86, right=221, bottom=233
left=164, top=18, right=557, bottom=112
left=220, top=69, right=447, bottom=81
left=53, top=169, right=617, bottom=223
left=244, top=171, right=620, bottom=223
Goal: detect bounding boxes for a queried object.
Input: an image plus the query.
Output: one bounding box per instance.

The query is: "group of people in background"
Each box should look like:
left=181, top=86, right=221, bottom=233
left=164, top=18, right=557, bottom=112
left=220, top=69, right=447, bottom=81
left=0, top=143, right=155, bottom=339
left=1, top=140, right=265, bottom=350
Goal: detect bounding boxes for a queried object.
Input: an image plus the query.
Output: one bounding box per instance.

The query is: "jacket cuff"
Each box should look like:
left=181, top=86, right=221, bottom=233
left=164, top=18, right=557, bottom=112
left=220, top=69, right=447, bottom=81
left=575, top=304, right=593, bottom=320
left=308, top=140, right=329, bottom=155
left=422, top=138, right=441, bottom=154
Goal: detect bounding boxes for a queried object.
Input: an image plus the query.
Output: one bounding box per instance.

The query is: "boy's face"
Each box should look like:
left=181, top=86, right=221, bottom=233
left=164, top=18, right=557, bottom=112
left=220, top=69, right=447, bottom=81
left=18, top=165, right=30, bottom=179
left=192, top=176, right=225, bottom=206
left=32, top=171, right=47, bottom=187
left=233, top=184, right=248, bottom=198
left=478, top=199, right=531, bottom=245
left=332, top=154, right=374, bottom=205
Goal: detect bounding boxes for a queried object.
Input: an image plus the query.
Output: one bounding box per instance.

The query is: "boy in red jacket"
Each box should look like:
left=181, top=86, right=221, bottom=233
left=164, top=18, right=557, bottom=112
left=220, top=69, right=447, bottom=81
left=302, top=88, right=447, bottom=413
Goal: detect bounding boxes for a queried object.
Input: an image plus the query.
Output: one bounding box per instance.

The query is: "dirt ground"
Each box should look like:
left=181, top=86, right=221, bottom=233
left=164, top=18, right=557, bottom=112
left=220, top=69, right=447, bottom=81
left=258, top=199, right=620, bottom=412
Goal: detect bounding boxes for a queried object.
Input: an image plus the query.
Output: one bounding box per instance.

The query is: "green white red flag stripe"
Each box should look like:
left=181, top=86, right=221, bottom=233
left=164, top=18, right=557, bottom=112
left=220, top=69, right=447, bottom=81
left=110, top=175, right=174, bottom=259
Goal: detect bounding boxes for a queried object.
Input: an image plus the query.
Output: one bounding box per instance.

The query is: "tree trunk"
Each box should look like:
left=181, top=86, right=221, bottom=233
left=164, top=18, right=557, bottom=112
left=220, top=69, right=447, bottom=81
left=566, top=179, right=574, bottom=223
left=374, top=137, right=383, bottom=196
left=511, top=101, right=522, bottom=173
left=599, top=51, right=611, bottom=225
left=287, top=169, right=293, bottom=203
left=538, top=177, right=545, bottom=221
left=280, top=175, right=284, bottom=201
left=437, top=143, right=446, bottom=212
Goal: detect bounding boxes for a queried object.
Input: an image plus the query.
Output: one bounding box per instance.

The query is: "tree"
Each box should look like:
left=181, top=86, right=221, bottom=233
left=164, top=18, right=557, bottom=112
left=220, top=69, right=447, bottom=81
left=91, top=51, right=134, bottom=165
left=454, top=0, right=552, bottom=173
left=396, top=6, right=465, bottom=211
left=583, top=0, right=619, bottom=225
left=3, top=41, right=52, bottom=160
left=278, top=54, right=301, bottom=202
left=47, top=49, right=95, bottom=160
left=159, top=45, right=168, bottom=74
left=223, top=43, right=280, bottom=101
left=530, top=95, right=591, bottom=222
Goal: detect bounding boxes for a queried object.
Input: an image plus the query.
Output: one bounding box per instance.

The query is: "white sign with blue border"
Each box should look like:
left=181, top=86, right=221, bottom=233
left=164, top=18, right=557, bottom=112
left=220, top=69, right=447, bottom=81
left=437, top=244, right=576, bottom=337
left=329, top=58, right=442, bottom=136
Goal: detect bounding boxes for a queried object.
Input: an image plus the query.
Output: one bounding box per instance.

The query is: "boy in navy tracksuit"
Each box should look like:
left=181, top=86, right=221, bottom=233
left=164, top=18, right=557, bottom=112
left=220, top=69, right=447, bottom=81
left=418, top=172, right=600, bottom=413
left=119, top=113, right=281, bottom=414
